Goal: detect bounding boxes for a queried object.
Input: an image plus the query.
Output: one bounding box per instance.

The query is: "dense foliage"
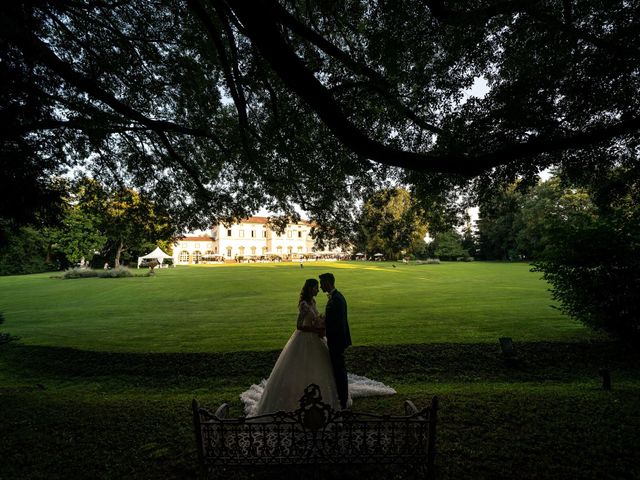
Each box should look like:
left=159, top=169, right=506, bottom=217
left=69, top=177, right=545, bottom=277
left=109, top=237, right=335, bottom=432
left=476, top=184, right=523, bottom=260
left=476, top=174, right=640, bottom=340
left=352, top=188, right=429, bottom=259
left=2, top=0, right=639, bottom=243
left=477, top=179, right=598, bottom=261
left=533, top=172, right=640, bottom=341
left=432, top=230, right=469, bottom=261
left=0, top=179, right=175, bottom=275
left=0, top=222, right=55, bottom=275
left=64, top=179, right=176, bottom=267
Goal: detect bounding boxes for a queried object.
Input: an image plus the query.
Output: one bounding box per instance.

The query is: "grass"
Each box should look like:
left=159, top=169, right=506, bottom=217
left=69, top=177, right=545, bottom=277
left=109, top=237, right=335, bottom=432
left=0, top=261, right=590, bottom=352
left=1, top=262, right=638, bottom=479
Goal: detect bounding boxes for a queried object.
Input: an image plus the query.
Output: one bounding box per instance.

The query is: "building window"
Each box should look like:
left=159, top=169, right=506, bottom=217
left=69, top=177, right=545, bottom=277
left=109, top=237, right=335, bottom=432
left=239, top=246, right=245, bottom=256
left=239, top=230, right=244, bottom=238
left=193, top=250, right=202, bottom=263
left=262, top=230, right=267, bottom=238
left=262, top=246, right=267, bottom=255
left=251, top=246, right=256, bottom=255
left=287, top=230, right=293, bottom=238
left=227, top=229, right=232, bottom=237
left=277, top=246, right=283, bottom=254
left=179, top=251, right=189, bottom=263
left=194, top=243, right=200, bottom=249
left=226, top=247, right=232, bottom=258
left=251, top=230, right=255, bottom=238
left=298, top=231, right=302, bottom=238
left=297, top=246, right=303, bottom=253
left=288, top=246, right=293, bottom=254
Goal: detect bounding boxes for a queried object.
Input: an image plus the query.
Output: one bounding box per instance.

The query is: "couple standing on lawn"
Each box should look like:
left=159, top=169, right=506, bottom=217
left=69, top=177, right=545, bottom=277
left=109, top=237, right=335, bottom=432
left=241, top=273, right=395, bottom=416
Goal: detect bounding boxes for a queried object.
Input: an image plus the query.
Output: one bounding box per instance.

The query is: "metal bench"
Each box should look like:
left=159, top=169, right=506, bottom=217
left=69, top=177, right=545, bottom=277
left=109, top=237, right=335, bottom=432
left=193, top=383, right=438, bottom=479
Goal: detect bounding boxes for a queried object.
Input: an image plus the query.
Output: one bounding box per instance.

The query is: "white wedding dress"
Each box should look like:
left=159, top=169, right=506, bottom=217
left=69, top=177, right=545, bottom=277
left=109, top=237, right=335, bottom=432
left=240, top=299, right=396, bottom=417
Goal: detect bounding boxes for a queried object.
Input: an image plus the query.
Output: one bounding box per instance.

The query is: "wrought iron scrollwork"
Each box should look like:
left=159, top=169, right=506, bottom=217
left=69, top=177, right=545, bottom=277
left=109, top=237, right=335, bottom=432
left=193, top=384, right=438, bottom=479
left=297, top=384, right=333, bottom=432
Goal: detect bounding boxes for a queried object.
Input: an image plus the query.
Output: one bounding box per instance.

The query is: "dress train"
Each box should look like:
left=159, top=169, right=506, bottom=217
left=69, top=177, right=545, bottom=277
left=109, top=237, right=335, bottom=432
left=240, top=299, right=395, bottom=417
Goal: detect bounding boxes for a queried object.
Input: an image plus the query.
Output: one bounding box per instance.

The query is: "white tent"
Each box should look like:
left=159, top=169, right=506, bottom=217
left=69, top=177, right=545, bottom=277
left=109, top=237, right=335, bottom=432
left=137, top=247, right=173, bottom=268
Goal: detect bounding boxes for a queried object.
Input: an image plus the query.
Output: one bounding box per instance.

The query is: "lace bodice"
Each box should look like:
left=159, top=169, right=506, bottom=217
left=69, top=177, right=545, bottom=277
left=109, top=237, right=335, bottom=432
left=297, top=300, right=324, bottom=329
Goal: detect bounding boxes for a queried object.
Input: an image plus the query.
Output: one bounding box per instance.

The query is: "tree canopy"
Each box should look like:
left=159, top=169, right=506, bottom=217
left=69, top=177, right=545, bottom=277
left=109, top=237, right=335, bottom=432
left=0, top=178, right=175, bottom=274
left=353, top=188, right=428, bottom=260
left=2, top=0, right=639, bottom=241
left=473, top=174, right=640, bottom=340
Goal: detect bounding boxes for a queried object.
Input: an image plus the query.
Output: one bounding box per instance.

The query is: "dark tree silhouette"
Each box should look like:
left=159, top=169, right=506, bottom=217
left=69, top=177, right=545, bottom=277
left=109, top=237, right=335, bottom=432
left=2, top=0, right=638, bottom=241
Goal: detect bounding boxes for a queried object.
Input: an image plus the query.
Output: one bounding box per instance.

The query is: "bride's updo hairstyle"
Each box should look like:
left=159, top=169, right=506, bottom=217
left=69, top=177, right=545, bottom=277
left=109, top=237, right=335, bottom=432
left=299, top=278, right=319, bottom=304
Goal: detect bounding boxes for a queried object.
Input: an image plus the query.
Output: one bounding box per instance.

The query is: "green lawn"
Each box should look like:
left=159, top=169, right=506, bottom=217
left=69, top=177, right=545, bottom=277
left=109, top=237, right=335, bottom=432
left=1, top=262, right=638, bottom=479
left=0, top=261, right=590, bottom=352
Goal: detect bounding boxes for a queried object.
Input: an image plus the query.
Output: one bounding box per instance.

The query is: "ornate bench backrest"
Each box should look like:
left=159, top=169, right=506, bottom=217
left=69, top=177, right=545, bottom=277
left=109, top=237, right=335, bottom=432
left=193, top=384, right=438, bottom=471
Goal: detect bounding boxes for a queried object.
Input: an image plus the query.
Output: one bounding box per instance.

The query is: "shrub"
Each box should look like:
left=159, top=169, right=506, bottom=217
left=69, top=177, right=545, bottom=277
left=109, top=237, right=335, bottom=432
left=415, top=258, right=441, bottom=265
left=62, top=267, right=98, bottom=279
left=433, top=230, right=469, bottom=261
left=0, top=312, right=19, bottom=344
left=0, top=332, right=14, bottom=344
left=138, top=259, right=159, bottom=268
left=62, top=266, right=136, bottom=279
left=97, top=266, right=133, bottom=278
left=531, top=174, right=640, bottom=342
left=0, top=224, right=58, bottom=276
left=533, top=220, right=640, bottom=341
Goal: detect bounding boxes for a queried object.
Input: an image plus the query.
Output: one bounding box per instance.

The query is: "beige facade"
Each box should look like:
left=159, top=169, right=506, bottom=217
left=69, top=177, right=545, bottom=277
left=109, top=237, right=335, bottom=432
left=173, top=216, right=345, bottom=264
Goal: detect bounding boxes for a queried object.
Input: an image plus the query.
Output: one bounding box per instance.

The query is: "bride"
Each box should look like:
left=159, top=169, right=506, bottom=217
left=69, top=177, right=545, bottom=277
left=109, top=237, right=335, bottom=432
left=241, top=278, right=395, bottom=416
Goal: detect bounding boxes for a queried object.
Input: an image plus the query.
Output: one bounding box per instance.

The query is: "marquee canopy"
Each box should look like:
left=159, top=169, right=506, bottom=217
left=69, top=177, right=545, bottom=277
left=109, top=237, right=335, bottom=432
left=137, top=247, right=172, bottom=268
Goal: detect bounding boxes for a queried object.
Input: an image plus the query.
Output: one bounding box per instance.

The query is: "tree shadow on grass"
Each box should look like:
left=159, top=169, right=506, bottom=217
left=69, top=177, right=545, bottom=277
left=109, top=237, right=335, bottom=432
left=2, top=340, right=639, bottom=390
left=349, top=340, right=640, bottom=384
left=0, top=343, right=280, bottom=390
left=2, top=342, right=640, bottom=480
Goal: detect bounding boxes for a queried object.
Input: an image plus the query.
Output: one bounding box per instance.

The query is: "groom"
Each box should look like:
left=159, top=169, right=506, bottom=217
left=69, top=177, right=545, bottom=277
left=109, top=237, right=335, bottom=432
left=319, top=272, right=352, bottom=409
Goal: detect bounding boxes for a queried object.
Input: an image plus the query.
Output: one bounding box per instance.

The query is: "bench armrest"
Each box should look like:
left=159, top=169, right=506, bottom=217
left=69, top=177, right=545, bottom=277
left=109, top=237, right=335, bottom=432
left=214, top=403, right=230, bottom=418
left=404, top=400, right=420, bottom=416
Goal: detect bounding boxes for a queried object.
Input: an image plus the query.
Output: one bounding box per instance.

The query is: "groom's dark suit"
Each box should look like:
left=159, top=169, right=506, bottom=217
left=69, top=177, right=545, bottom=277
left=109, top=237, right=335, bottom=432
left=325, top=289, right=352, bottom=408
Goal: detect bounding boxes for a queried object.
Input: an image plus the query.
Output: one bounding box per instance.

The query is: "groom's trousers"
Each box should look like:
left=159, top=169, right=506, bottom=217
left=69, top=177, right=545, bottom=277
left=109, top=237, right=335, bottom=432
left=329, top=348, right=349, bottom=409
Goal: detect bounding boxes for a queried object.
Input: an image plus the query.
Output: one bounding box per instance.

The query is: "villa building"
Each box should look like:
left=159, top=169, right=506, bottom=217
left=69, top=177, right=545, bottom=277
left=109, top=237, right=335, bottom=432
left=173, top=216, right=346, bottom=264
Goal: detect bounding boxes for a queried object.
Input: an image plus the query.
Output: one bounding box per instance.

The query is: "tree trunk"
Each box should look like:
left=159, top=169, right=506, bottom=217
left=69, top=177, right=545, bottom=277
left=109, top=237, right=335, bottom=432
left=45, top=243, right=52, bottom=264
left=114, top=240, right=124, bottom=267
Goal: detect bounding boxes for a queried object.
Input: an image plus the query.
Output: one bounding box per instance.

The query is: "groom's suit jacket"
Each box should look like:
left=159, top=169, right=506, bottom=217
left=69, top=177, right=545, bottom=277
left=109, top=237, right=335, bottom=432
left=325, top=289, right=352, bottom=353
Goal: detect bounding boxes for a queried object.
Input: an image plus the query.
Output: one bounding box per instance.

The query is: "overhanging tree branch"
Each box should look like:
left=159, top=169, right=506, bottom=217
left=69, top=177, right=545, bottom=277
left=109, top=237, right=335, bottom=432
left=5, top=0, right=639, bottom=184
left=270, top=1, right=445, bottom=135
left=225, top=0, right=640, bottom=175
left=227, top=1, right=474, bottom=174
left=4, top=22, right=224, bottom=199
left=155, top=130, right=212, bottom=201
left=5, top=23, right=227, bottom=148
